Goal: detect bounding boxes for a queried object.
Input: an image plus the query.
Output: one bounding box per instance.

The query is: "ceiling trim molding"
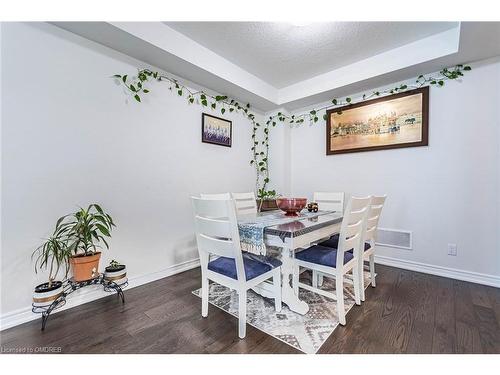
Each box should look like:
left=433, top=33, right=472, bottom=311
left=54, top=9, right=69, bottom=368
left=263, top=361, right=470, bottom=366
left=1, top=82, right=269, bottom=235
left=109, top=22, right=278, bottom=104
left=52, top=22, right=500, bottom=111
left=277, top=25, right=461, bottom=104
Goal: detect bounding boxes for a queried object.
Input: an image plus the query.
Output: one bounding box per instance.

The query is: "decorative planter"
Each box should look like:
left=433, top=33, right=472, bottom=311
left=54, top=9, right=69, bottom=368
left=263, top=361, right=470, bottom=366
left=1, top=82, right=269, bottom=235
left=32, top=281, right=64, bottom=308
left=257, top=199, right=278, bottom=212
left=70, top=252, right=101, bottom=282
left=104, top=264, right=127, bottom=285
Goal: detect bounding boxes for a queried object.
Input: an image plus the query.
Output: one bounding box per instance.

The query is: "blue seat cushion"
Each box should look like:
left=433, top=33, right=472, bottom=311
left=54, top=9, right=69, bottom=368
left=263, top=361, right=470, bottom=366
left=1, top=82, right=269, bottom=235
left=295, top=245, right=354, bottom=268
left=208, top=252, right=281, bottom=281
left=319, top=233, right=371, bottom=252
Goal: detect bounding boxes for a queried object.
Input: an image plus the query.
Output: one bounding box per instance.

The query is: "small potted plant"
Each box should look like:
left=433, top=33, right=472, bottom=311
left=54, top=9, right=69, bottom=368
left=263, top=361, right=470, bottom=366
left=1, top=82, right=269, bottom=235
left=104, top=259, right=127, bottom=285
left=32, top=235, right=70, bottom=308
left=257, top=188, right=280, bottom=212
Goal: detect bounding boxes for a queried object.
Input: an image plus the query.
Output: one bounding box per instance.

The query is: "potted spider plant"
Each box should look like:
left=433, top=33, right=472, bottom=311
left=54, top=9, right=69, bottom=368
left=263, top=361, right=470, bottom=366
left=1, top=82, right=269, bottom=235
left=32, top=235, right=70, bottom=307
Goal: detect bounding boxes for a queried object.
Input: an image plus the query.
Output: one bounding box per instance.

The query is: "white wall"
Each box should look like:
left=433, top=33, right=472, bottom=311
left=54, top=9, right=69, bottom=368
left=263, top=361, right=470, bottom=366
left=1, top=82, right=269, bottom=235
left=290, top=57, right=500, bottom=280
left=0, top=22, right=266, bottom=321
left=1, top=22, right=499, bottom=329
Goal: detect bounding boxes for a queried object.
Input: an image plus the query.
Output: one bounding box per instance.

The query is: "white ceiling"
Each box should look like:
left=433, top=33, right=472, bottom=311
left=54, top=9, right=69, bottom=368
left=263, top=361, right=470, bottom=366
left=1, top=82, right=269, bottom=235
left=53, top=21, right=500, bottom=112
left=165, top=22, right=458, bottom=88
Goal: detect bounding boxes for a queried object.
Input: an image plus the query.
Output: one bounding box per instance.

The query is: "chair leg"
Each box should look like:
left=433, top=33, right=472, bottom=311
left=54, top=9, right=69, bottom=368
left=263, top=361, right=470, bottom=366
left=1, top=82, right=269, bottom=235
left=201, top=275, right=209, bottom=317
left=360, top=261, right=366, bottom=302
left=369, top=254, right=376, bottom=287
left=336, top=273, right=346, bottom=325
left=273, top=270, right=282, bottom=312
left=318, top=274, right=324, bottom=287
left=352, top=265, right=361, bottom=306
left=292, top=264, right=299, bottom=296
left=312, top=270, right=318, bottom=288
left=238, top=289, right=247, bottom=339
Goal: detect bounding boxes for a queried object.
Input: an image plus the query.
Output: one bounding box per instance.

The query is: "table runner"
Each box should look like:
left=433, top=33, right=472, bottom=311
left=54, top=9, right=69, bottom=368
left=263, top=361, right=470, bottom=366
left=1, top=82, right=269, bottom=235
left=238, top=210, right=333, bottom=255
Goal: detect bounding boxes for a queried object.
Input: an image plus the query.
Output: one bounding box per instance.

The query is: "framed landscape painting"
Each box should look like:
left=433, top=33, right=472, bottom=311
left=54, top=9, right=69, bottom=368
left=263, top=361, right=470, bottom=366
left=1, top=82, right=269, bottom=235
left=326, top=87, right=429, bottom=155
left=202, top=113, right=232, bottom=147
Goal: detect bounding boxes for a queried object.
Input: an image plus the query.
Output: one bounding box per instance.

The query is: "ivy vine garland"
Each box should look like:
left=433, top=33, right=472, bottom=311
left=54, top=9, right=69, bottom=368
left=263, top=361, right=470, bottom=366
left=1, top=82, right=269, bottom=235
left=113, top=64, right=471, bottom=197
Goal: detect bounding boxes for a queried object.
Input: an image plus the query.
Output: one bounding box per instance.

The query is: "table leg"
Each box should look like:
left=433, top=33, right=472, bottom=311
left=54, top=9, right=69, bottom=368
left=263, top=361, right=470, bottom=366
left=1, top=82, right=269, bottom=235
left=279, top=247, right=309, bottom=315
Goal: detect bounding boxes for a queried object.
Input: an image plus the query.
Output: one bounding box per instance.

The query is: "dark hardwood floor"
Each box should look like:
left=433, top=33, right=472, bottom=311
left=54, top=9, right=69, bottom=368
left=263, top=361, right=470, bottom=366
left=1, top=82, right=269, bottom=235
left=1, top=264, right=499, bottom=354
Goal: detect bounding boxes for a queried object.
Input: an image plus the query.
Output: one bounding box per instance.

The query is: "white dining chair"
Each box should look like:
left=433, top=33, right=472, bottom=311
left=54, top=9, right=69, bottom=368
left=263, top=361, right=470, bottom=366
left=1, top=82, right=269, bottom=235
left=359, top=195, right=386, bottom=300
left=200, top=193, right=231, bottom=200
left=312, top=192, right=344, bottom=286
left=292, top=196, right=370, bottom=325
left=315, top=195, right=387, bottom=301
left=191, top=196, right=282, bottom=339
left=313, top=192, right=345, bottom=213
left=231, top=192, right=258, bottom=215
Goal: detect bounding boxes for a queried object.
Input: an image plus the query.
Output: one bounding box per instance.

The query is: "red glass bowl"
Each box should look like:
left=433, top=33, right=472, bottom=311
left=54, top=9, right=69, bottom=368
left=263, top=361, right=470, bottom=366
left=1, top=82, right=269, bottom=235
left=276, top=198, right=307, bottom=216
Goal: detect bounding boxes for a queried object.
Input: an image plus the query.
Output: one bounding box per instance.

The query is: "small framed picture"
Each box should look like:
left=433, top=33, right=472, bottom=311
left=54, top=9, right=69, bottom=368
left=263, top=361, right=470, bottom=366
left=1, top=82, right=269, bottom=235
left=201, top=113, right=232, bottom=147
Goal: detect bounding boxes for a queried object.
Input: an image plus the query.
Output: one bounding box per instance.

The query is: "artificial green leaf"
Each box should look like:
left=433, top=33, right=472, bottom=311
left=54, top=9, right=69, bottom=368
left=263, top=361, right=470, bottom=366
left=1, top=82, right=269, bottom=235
left=201, top=99, right=208, bottom=106
left=332, top=98, right=337, bottom=105
left=143, top=89, right=149, bottom=93
left=178, top=90, right=183, bottom=96
left=346, top=97, right=351, bottom=103
left=134, top=94, right=141, bottom=102
left=221, top=108, right=226, bottom=114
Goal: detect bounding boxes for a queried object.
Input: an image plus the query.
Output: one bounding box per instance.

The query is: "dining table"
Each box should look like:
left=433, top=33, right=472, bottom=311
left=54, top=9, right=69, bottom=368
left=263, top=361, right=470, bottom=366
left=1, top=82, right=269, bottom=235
left=237, top=209, right=343, bottom=315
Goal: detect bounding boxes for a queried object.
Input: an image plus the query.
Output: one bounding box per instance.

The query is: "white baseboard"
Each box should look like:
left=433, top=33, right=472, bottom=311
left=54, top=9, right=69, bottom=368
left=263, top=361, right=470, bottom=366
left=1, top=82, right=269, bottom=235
left=374, top=255, right=500, bottom=288
left=0, top=258, right=200, bottom=331
left=2, top=254, right=498, bottom=331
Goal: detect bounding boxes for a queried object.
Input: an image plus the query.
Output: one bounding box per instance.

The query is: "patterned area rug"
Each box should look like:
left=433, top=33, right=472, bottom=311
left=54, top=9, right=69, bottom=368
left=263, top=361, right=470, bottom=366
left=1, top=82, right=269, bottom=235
left=192, top=271, right=373, bottom=354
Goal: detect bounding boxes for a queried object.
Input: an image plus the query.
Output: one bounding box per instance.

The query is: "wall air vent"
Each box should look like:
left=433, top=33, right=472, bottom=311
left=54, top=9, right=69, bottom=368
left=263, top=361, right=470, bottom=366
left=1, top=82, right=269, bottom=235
left=376, top=228, right=412, bottom=250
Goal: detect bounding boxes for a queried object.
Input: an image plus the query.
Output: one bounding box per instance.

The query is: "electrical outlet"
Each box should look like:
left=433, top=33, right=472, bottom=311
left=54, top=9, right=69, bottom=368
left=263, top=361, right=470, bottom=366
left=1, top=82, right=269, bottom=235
left=448, top=243, right=457, bottom=256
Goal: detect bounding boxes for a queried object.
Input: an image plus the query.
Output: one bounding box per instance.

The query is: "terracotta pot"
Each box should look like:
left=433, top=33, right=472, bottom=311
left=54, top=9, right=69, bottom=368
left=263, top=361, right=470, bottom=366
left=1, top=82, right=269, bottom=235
left=70, top=252, right=101, bottom=281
